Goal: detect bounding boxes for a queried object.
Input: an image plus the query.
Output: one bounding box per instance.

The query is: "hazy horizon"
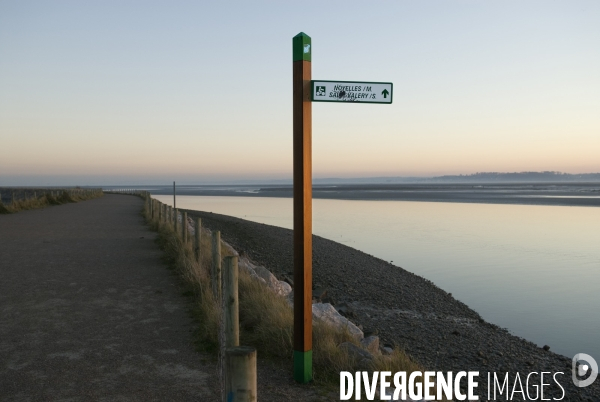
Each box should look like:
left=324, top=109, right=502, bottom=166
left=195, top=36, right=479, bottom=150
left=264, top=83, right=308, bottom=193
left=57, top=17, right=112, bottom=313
left=2, top=170, right=600, bottom=187
left=2, top=1, right=599, bottom=183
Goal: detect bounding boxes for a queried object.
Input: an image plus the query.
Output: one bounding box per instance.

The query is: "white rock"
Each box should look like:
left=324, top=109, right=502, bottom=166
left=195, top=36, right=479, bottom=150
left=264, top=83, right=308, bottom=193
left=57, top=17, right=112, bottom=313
left=278, top=280, right=292, bottom=297
left=209, top=242, right=291, bottom=298
left=254, top=265, right=287, bottom=296
left=221, top=240, right=238, bottom=256
left=238, top=257, right=290, bottom=296
left=360, top=335, right=380, bottom=355
left=312, top=303, right=364, bottom=340
left=238, top=257, right=266, bottom=284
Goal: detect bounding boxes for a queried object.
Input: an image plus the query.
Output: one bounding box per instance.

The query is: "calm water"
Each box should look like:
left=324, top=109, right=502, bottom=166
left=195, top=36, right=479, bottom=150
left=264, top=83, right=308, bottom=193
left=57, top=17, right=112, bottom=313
left=155, top=195, right=600, bottom=359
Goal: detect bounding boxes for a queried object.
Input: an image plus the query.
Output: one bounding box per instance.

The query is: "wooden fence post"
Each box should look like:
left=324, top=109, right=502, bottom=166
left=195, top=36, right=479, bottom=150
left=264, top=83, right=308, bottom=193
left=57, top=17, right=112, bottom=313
left=194, top=217, right=202, bottom=264
left=224, top=256, right=239, bottom=348
left=212, top=231, right=221, bottom=300
left=225, top=346, right=257, bottom=402
left=182, top=212, right=188, bottom=243
left=174, top=209, right=179, bottom=234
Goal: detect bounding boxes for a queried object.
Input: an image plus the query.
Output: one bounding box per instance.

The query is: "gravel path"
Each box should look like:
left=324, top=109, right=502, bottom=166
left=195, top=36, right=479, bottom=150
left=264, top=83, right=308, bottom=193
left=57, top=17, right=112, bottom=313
left=0, top=195, right=220, bottom=401
left=187, top=209, right=599, bottom=401
left=0, top=194, right=336, bottom=402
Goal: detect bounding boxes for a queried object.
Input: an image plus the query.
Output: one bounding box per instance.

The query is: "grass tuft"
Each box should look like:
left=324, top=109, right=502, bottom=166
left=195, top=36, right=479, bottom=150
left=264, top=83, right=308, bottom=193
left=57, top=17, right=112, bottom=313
left=238, top=268, right=294, bottom=357
left=0, top=189, right=103, bottom=214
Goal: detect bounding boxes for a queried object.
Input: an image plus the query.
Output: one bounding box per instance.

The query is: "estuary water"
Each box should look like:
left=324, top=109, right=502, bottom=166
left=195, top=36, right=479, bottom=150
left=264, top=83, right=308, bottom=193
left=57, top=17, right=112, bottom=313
left=153, top=193, right=600, bottom=360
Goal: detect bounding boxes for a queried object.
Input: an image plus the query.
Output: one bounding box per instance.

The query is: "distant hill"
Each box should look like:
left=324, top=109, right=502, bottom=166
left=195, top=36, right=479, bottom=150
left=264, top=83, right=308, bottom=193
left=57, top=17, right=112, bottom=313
left=158, top=171, right=600, bottom=186
left=311, top=171, right=600, bottom=184
left=431, top=171, right=600, bottom=183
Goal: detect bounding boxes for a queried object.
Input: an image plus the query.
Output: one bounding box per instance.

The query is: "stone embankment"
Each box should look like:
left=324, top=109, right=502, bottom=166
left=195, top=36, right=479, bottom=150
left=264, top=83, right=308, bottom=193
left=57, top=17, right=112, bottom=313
left=185, top=209, right=600, bottom=401
left=184, top=215, right=376, bottom=361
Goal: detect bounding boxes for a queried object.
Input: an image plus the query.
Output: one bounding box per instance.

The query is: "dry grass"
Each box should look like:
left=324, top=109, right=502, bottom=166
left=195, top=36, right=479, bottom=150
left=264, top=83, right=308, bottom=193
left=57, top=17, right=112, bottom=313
left=237, top=268, right=293, bottom=356
left=0, top=190, right=103, bottom=214
left=148, top=215, right=221, bottom=352
left=238, top=277, right=422, bottom=383
left=144, top=199, right=428, bottom=394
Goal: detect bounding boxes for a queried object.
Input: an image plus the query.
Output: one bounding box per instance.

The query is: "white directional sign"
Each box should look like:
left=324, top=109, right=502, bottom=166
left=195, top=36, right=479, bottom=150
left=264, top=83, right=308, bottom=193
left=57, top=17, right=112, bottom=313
left=311, top=80, right=393, bottom=104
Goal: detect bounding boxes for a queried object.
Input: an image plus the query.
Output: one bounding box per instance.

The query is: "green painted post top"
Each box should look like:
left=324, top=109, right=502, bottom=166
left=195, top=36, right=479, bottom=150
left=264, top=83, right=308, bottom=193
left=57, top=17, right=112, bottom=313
left=293, top=32, right=311, bottom=62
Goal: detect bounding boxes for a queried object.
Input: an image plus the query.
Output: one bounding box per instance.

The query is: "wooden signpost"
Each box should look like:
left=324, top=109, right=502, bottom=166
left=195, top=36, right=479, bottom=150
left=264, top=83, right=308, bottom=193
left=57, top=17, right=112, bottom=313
left=292, top=32, right=313, bottom=384
left=292, top=32, right=393, bottom=383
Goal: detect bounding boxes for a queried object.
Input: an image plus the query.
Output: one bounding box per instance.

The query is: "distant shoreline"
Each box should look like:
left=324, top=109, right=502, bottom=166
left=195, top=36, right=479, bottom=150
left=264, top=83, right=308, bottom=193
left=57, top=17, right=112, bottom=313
left=140, top=182, right=600, bottom=207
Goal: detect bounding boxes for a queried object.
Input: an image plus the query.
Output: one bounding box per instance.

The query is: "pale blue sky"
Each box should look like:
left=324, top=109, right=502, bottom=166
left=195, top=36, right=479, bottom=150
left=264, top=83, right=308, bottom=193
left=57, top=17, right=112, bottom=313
left=1, top=1, right=599, bottom=185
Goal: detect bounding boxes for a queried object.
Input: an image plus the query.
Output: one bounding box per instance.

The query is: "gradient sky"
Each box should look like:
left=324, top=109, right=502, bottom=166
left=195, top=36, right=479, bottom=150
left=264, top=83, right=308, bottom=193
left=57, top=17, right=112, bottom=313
left=1, top=1, right=599, bottom=185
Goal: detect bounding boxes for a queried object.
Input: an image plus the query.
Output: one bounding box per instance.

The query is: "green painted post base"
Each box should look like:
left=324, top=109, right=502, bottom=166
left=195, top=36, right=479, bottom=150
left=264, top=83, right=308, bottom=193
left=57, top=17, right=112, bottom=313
left=293, top=350, right=313, bottom=383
